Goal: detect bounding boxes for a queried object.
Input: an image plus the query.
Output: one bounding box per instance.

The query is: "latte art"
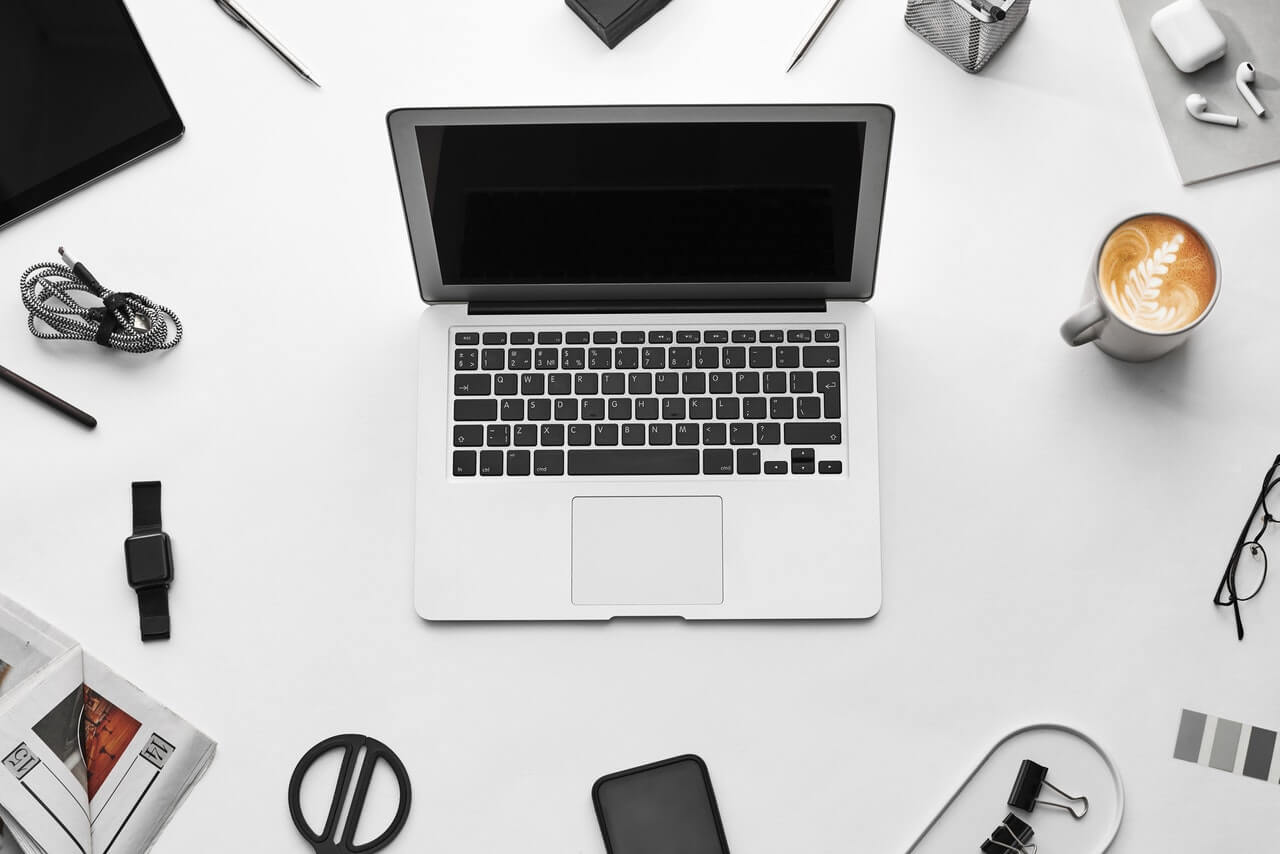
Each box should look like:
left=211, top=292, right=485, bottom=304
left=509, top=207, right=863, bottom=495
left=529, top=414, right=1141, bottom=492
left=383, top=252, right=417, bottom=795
left=1099, top=215, right=1216, bottom=333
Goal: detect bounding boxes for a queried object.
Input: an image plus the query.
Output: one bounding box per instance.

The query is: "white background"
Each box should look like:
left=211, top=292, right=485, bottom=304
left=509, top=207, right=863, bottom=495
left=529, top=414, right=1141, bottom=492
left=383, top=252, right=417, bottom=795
left=3, top=0, right=1279, bottom=850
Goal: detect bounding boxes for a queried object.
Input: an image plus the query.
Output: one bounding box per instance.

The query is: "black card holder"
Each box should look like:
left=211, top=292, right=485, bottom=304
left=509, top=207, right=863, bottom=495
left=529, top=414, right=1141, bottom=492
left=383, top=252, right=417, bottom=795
left=565, top=0, right=674, bottom=48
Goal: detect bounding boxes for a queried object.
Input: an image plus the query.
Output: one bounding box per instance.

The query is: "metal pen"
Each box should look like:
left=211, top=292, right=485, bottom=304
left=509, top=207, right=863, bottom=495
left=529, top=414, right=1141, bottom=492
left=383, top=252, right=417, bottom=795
left=787, top=0, right=847, bottom=73
left=0, top=364, right=97, bottom=429
left=212, top=0, right=320, bottom=87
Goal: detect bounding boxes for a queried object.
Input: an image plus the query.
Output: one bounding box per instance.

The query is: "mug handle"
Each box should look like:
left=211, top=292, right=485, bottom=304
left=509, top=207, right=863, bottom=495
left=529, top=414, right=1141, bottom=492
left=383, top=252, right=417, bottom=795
left=1060, top=300, right=1107, bottom=347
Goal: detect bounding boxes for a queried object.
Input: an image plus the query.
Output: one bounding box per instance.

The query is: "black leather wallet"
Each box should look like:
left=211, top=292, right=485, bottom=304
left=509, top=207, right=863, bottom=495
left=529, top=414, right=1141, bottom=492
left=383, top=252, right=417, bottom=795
left=565, top=0, right=674, bottom=48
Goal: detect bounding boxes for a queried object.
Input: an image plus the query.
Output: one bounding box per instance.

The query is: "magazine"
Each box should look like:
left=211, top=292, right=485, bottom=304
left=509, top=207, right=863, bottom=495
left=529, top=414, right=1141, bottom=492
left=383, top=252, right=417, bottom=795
left=0, top=595, right=214, bottom=853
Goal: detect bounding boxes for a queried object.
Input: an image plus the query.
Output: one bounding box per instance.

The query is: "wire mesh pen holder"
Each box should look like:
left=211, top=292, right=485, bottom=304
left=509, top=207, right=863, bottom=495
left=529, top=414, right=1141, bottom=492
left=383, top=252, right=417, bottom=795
left=905, top=0, right=1031, bottom=73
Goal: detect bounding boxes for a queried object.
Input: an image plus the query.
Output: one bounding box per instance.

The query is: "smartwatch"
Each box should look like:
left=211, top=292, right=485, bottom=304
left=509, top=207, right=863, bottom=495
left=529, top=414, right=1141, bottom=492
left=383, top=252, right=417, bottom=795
left=124, top=481, right=174, bottom=641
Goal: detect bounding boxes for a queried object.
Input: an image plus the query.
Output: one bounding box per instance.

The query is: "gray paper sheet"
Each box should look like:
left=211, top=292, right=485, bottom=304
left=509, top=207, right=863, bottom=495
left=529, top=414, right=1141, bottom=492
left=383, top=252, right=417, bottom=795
left=1118, top=0, right=1280, bottom=184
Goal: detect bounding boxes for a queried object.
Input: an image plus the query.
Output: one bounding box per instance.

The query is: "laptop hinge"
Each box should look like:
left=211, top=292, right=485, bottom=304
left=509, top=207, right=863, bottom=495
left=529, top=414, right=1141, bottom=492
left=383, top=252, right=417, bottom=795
left=467, top=299, right=827, bottom=316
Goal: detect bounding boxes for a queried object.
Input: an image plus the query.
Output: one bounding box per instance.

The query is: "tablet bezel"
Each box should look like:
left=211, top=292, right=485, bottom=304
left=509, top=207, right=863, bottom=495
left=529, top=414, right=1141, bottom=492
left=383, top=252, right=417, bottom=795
left=0, top=0, right=184, bottom=230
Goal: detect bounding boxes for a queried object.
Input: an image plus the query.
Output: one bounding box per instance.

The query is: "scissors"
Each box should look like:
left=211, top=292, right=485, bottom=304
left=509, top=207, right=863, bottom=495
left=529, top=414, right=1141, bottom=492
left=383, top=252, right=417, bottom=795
left=288, top=734, right=412, bottom=854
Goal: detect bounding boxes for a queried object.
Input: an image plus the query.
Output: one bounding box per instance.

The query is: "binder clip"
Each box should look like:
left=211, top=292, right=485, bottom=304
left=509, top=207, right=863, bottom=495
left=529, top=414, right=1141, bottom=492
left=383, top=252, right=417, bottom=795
left=980, top=813, right=1036, bottom=853
left=1007, top=759, right=1089, bottom=819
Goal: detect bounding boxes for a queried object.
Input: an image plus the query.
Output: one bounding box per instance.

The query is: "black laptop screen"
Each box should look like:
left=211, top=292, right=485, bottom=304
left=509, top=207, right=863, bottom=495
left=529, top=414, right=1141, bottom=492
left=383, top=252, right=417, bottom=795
left=416, top=122, right=864, bottom=286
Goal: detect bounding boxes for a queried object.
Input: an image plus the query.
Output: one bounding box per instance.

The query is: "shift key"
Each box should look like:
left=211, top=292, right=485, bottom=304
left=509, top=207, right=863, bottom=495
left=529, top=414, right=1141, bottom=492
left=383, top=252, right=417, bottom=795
left=784, top=423, right=842, bottom=445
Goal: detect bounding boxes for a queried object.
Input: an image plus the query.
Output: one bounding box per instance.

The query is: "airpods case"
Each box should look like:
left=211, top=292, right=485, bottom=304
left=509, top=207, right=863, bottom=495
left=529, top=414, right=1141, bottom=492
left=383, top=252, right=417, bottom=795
left=1150, top=0, right=1227, bottom=73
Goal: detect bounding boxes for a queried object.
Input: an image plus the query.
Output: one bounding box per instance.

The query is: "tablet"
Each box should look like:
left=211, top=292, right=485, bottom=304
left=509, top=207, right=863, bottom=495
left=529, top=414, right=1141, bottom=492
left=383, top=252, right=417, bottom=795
left=0, top=0, right=184, bottom=229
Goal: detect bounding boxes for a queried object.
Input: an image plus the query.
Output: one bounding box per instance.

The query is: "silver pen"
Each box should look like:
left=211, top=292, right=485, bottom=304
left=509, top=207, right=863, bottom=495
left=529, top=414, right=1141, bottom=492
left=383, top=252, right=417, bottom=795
left=213, top=0, right=320, bottom=87
left=787, top=0, right=847, bottom=73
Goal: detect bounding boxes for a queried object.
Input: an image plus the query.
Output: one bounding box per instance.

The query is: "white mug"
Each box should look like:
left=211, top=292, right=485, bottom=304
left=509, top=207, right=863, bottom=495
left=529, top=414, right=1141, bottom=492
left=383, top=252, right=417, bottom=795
left=1060, top=213, right=1221, bottom=362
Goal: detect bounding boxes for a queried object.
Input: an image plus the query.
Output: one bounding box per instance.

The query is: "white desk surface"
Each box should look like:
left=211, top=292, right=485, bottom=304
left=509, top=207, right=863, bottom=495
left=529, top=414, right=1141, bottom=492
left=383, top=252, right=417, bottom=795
left=3, top=0, right=1279, bottom=850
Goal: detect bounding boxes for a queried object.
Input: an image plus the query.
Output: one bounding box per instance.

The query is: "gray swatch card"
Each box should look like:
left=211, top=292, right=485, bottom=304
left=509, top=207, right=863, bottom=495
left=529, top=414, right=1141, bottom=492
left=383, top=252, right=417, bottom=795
left=1118, top=0, right=1280, bottom=183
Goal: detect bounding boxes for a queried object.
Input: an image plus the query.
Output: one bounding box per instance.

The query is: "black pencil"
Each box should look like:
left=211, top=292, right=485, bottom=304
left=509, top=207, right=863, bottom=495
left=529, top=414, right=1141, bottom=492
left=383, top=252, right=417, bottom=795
left=0, top=364, right=97, bottom=429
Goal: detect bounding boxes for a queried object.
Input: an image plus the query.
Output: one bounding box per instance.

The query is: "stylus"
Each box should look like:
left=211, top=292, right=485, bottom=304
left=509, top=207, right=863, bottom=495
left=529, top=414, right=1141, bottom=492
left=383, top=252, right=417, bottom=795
left=0, top=365, right=97, bottom=429
left=212, top=0, right=320, bottom=87
left=787, top=0, right=847, bottom=72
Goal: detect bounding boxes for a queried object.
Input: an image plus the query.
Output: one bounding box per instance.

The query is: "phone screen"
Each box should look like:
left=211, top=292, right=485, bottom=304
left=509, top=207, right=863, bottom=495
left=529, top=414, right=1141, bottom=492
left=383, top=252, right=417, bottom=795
left=593, top=755, right=730, bottom=854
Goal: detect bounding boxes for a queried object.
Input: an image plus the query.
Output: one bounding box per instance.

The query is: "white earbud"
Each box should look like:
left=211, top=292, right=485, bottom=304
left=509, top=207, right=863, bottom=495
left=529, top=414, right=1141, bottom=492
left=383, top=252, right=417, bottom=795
left=1236, top=62, right=1267, bottom=117
left=1186, top=93, right=1239, bottom=127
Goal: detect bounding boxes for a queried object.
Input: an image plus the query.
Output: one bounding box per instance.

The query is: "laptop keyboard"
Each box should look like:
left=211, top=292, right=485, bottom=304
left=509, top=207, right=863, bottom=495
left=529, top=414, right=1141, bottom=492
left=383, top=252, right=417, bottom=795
left=449, top=325, right=846, bottom=478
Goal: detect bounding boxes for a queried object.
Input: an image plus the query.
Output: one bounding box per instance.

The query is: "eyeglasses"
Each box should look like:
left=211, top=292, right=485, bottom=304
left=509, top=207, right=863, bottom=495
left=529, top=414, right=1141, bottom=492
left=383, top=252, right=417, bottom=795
left=1214, top=455, right=1280, bottom=640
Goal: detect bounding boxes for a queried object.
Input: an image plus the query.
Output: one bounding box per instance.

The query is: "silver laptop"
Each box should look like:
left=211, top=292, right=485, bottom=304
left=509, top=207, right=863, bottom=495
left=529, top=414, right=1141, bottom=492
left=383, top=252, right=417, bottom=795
left=388, top=104, right=893, bottom=621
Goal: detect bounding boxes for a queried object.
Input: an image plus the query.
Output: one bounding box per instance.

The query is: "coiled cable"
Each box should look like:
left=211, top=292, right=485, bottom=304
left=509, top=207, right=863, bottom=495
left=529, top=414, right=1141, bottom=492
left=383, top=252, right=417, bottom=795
left=19, top=248, right=182, bottom=353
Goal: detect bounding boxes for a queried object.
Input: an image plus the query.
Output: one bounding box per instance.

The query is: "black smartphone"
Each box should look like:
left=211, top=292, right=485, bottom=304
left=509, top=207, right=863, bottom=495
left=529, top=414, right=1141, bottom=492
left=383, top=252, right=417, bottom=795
left=592, top=754, right=730, bottom=854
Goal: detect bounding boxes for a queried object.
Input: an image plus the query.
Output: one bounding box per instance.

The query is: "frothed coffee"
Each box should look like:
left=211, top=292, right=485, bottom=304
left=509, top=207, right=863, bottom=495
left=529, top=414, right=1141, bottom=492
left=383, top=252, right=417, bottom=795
left=1098, top=214, right=1216, bottom=333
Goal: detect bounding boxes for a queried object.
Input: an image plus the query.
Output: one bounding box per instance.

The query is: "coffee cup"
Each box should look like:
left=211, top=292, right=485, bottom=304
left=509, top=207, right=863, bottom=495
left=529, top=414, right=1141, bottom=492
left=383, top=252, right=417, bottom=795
left=1061, top=213, right=1220, bottom=362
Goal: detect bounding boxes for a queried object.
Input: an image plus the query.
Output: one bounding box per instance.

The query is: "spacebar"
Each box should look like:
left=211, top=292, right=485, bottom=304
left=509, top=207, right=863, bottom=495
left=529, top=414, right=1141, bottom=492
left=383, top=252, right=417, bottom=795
left=568, top=450, right=700, bottom=475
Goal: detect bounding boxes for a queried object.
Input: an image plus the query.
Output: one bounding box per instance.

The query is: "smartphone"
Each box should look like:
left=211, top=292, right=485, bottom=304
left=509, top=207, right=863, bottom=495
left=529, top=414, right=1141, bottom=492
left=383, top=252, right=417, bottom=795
left=592, top=754, right=730, bottom=854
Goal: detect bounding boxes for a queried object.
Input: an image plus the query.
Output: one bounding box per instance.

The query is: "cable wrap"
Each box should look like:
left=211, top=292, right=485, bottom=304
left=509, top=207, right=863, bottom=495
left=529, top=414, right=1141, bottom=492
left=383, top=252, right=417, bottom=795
left=19, top=261, right=183, bottom=353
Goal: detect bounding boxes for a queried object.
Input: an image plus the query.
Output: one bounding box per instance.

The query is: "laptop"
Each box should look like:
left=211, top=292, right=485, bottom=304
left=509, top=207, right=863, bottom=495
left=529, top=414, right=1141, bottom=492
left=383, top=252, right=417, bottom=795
left=388, top=104, right=893, bottom=621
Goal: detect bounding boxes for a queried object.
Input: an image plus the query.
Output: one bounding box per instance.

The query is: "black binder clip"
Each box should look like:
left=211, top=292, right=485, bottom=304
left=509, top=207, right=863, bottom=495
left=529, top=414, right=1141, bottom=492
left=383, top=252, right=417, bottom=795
left=980, top=813, right=1036, bottom=853
left=1008, top=759, right=1089, bottom=819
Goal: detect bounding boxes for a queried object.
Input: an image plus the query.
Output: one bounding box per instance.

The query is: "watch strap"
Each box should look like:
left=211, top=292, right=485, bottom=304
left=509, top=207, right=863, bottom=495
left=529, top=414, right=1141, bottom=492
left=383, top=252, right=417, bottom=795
left=132, top=481, right=163, bottom=534
left=136, top=586, right=171, bottom=642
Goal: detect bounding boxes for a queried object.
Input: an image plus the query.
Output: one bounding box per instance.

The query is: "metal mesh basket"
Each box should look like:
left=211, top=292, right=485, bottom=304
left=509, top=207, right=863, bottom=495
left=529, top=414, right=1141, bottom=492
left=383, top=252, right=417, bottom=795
left=905, top=0, right=1030, bottom=73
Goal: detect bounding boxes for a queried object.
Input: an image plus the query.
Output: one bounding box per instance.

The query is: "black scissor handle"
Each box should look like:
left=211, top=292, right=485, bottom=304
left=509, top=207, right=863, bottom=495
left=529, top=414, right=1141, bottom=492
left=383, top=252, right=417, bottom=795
left=288, top=734, right=412, bottom=854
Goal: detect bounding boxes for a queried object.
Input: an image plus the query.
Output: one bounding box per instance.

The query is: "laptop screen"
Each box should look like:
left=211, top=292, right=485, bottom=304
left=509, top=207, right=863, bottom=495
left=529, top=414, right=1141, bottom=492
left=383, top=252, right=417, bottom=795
left=415, top=122, right=865, bottom=286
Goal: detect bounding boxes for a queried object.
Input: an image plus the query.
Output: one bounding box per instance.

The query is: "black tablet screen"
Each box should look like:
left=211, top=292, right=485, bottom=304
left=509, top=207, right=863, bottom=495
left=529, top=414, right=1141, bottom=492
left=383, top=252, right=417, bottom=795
left=0, top=0, right=182, bottom=226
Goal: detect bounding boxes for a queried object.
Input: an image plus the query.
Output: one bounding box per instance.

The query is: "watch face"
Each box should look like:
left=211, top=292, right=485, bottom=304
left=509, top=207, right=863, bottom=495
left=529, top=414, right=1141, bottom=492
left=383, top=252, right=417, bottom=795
left=125, top=533, right=172, bottom=585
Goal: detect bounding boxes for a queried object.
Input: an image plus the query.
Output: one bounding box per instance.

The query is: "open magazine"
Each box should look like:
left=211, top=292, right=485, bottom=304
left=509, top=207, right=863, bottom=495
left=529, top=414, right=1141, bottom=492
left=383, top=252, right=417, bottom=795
left=0, top=595, right=214, bottom=854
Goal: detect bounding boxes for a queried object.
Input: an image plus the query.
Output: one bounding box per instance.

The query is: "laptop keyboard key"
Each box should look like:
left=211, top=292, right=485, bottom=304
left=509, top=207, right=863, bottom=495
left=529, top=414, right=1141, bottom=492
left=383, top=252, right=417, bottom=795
left=703, top=449, right=733, bottom=474
left=818, top=371, right=841, bottom=418
left=508, top=349, right=532, bottom=370
left=769, top=397, right=794, bottom=420
left=554, top=398, right=578, bottom=421
left=561, top=348, right=586, bottom=370
left=803, top=346, right=840, bottom=368
left=787, top=329, right=812, bottom=343
left=608, top=398, right=632, bottom=420
left=819, top=460, right=842, bottom=474
left=677, top=330, right=700, bottom=343
left=669, top=347, right=693, bottom=369
left=455, top=332, right=479, bottom=345
left=568, top=424, right=591, bottom=446
left=453, top=451, right=477, bottom=476
left=816, top=329, right=840, bottom=342
left=478, top=451, right=503, bottom=476
left=642, top=348, right=665, bottom=369
left=635, top=398, right=658, bottom=420
left=757, top=423, right=780, bottom=445
left=763, top=372, right=787, bottom=394
left=628, top=372, right=652, bottom=395
left=534, top=348, right=558, bottom=370
left=514, top=425, right=538, bottom=446
left=538, top=331, right=562, bottom=345
left=602, top=372, right=626, bottom=395
left=454, top=374, right=490, bottom=395
left=765, top=461, right=788, bottom=474
left=593, top=331, right=618, bottom=344
left=594, top=424, right=619, bottom=446
left=722, top=347, right=746, bottom=368
left=565, top=331, right=590, bottom=344
left=655, top=372, right=680, bottom=395
left=621, top=331, right=645, bottom=344
left=704, top=330, right=728, bottom=343
left=454, top=425, right=483, bottom=446
left=729, top=423, right=752, bottom=445
left=743, top=397, right=767, bottom=420
left=690, top=397, right=712, bottom=420
left=622, top=424, right=645, bottom=446
left=648, top=331, right=673, bottom=343
left=716, top=398, right=740, bottom=420
left=521, top=374, right=545, bottom=395
left=709, top=373, right=733, bottom=395
left=575, top=373, right=599, bottom=395
left=703, top=423, right=727, bottom=445
left=500, top=399, right=524, bottom=421
left=616, top=348, right=639, bottom=369
left=534, top=451, right=564, bottom=476
left=527, top=398, right=551, bottom=421
left=481, top=349, right=505, bottom=370
left=776, top=346, right=800, bottom=368
left=454, top=349, right=478, bottom=370
left=790, top=371, right=814, bottom=394
left=682, top=372, right=707, bottom=394
left=737, top=448, right=761, bottom=475
left=494, top=374, right=518, bottom=396
left=483, top=332, right=507, bottom=345
left=735, top=371, right=760, bottom=394
left=507, top=450, right=531, bottom=476
left=455, top=400, right=497, bottom=421
left=510, top=332, right=535, bottom=345
left=648, top=424, right=673, bottom=445
left=676, top=423, right=699, bottom=445
left=588, top=348, right=612, bottom=370
left=582, top=399, right=606, bottom=420
left=732, top=330, right=756, bottom=343
left=486, top=425, right=510, bottom=447
left=749, top=347, right=772, bottom=368
left=695, top=347, right=719, bottom=369
left=784, top=423, right=842, bottom=444
left=798, top=396, right=822, bottom=419
left=662, top=399, right=686, bottom=420
left=541, top=424, right=565, bottom=446
left=568, top=449, right=699, bottom=475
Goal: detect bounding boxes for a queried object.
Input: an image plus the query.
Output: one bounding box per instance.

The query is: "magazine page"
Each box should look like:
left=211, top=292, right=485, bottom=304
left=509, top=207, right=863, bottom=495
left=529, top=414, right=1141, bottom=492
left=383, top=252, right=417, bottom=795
left=0, top=648, right=92, bottom=854
left=0, top=598, right=77, bottom=711
left=82, top=656, right=214, bottom=854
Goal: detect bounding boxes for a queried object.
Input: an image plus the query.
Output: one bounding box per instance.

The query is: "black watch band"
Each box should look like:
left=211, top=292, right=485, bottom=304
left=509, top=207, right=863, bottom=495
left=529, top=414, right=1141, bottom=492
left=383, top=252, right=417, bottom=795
left=128, top=481, right=172, bottom=641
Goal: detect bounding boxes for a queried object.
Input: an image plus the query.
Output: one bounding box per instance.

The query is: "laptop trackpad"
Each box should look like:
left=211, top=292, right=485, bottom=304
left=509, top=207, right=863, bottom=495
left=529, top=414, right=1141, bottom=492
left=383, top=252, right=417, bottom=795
left=572, top=496, right=723, bottom=606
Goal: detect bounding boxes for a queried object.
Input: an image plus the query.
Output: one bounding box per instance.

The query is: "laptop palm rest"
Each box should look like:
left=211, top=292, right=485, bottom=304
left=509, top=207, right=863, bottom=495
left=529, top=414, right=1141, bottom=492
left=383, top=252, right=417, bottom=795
left=572, top=496, right=724, bottom=607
